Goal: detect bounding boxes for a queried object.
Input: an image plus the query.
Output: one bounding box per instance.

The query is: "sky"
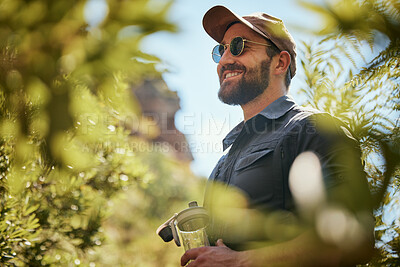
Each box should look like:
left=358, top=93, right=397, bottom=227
left=140, top=0, right=325, bottom=177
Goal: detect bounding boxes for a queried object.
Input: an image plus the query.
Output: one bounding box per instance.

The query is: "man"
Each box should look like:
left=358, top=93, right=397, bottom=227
left=181, top=5, right=374, bottom=267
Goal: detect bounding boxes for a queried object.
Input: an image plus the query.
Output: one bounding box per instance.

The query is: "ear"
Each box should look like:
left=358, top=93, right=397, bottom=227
left=272, top=51, right=291, bottom=76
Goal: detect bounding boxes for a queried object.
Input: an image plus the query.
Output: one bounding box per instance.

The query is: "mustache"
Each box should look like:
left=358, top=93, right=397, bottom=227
left=219, top=63, right=246, bottom=80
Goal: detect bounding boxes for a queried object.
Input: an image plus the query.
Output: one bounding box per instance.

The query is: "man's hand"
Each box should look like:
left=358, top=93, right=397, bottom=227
left=180, top=239, right=249, bottom=267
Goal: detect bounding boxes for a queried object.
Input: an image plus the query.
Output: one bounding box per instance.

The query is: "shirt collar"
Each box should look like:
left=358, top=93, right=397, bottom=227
left=222, top=95, right=297, bottom=151
left=258, top=95, right=297, bottom=120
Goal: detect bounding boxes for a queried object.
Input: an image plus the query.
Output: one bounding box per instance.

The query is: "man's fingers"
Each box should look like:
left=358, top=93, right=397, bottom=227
left=180, top=247, right=204, bottom=266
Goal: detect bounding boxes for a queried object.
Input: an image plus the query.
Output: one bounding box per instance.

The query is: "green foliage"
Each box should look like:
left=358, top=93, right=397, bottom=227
left=299, top=0, right=400, bottom=265
left=0, top=0, right=202, bottom=266
left=300, top=0, right=400, bottom=110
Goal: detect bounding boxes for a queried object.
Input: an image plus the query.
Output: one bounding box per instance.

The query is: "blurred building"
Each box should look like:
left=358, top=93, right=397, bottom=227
left=133, top=78, right=193, bottom=162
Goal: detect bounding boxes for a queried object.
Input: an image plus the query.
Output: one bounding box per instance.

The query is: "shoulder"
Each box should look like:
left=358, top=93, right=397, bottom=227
left=289, top=105, right=356, bottom=140
left=284, top=105, right=323, bottom=128
left=281, top=106, right=360, bottom=158
left=289, top=105, right=342, bottom=127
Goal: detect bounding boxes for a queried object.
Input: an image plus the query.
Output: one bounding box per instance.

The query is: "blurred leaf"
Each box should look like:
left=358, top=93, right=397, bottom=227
left=298, top=0, right=400, bottom=264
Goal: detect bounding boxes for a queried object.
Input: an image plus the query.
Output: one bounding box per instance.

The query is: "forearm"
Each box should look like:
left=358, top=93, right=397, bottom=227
left=240, top=231, right=373, bottom=267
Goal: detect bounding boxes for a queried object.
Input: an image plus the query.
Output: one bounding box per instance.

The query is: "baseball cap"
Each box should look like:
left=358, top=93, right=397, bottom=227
left=203, top=5, right=297, bottom=78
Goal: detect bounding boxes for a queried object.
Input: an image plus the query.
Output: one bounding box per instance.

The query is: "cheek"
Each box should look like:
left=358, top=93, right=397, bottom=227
left=217, top=65, right=222, bottom=76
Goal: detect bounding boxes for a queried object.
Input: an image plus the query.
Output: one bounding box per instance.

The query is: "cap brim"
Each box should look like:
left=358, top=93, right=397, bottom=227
left=203, top=6, right=268, bottom=43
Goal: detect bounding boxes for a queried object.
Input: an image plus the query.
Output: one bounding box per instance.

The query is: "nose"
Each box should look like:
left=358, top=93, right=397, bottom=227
left=218, top=46, right=235, bottom=66
left=217, top=47, right=235, bottom=75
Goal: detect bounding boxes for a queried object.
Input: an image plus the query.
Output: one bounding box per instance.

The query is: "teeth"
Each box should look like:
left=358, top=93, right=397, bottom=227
left=225, top=72, right=240, bottom=79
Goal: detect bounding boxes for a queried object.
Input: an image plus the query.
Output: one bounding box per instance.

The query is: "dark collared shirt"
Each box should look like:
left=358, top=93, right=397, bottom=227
left=204, top=95, right=371, bottom=247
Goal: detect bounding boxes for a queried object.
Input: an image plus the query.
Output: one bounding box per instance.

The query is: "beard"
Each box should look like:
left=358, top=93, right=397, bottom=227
left=218, top=60, right=271, bottom=106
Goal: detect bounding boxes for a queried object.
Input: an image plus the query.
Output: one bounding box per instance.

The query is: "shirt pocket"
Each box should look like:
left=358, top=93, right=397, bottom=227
left=235, top=141, right=278, bottom=171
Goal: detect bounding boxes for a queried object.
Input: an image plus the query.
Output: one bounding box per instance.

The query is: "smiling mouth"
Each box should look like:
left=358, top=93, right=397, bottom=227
left=223, top=71, right=243, bottom=82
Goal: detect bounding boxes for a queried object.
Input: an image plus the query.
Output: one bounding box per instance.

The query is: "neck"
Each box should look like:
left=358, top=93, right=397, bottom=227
left=241, top=84, right=286, bottom=121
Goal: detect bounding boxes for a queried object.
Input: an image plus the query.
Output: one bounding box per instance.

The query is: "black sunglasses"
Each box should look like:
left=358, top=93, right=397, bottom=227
left=212, top=36, right=271, bottom=63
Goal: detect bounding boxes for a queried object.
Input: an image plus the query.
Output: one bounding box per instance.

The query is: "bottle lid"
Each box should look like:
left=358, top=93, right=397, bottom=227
left=176, top=201, right=209, bottom=231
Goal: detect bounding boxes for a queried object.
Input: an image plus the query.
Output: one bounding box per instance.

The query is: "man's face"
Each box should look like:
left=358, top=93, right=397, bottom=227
left=217, top=23, right=272, bottom=106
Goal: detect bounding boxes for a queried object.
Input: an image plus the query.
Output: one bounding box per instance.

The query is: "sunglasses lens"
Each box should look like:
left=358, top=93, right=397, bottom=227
left=212, top=45, right=223, bottom=63
left=211, top=37, right=244, bottom=63
left=230, top=37, right=244, bottom=56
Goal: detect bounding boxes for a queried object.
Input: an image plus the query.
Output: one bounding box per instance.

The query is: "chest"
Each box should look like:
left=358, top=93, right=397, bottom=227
left=210, top=122, right=299, bottom=211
